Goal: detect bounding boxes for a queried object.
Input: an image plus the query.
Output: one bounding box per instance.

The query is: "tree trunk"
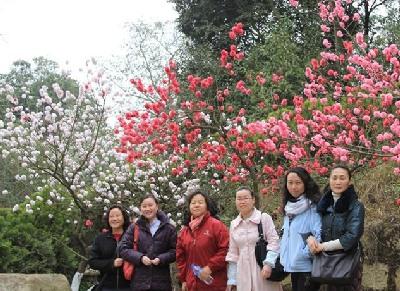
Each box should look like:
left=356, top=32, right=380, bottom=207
left=387, top=263, right=397, bottom=291
left=77, top=259, right=88, bottom=273
left=363, top=0, right=371, bottom=45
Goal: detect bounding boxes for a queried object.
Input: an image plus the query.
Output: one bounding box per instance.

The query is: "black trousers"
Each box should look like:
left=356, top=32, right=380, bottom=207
left=291, top=272, right=320, bottom=291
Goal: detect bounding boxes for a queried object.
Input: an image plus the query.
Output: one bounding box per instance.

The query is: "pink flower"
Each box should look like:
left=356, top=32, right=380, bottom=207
left=256, top=74, right=266, bottom=85
left=355, top=32, right=366, bottom=48
left=297, top=124, right=309, bottom=138
left=289, top=0, right=299, bottom=7
left=84, top=219, right=93, bottom=228
left=323, top=39, right=332, bottom=48
left=320, top=24, right=330, bottom=33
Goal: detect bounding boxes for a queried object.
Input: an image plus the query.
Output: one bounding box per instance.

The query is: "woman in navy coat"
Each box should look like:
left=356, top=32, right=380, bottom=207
left=119, top=195, right=177, bottom=290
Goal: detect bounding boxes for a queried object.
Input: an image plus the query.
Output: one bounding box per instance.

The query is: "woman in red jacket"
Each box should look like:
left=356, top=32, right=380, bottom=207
left=176, top=190, right=229, bottom=291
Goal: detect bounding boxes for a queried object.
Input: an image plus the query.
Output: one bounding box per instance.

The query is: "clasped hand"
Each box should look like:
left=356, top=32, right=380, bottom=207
left=307, top=236, right=323, bottom=254
left=141, top=255, right=160, bottom=266
left=113, top=258, right=124, bottom=267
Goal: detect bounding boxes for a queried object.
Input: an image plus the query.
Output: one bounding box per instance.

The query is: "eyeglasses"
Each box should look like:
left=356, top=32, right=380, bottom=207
left=236, top=197, right=253, bottom=202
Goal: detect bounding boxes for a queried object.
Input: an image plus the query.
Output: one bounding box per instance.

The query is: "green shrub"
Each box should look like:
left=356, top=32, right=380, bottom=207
left=0, top=209, right=78, bottom=275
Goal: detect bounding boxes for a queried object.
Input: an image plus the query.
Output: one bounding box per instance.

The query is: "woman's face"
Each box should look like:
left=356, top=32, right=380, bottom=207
left=286, top=172, right=305, bottom=198
left=189, top=194, right=208, bottom=218
left=140, top=197, right=159, bottom=221
left=329, top=167, right=351, bottom=194
left=108, top=208, right=125, bottom=231
left=235, top=189, right=255, bottom=216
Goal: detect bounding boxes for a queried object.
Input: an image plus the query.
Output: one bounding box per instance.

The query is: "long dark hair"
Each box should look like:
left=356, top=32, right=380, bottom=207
left=282, top=167, right=321, bottom=207
left=104, top=204, right=130, bottom=231
left=182, top=189, right=219, bottom=226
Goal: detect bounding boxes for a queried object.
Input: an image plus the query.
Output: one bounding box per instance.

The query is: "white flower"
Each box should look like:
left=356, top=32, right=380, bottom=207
left=176, top=198, right=185, bottom=206
left=12, top=204, right=19, bottom=212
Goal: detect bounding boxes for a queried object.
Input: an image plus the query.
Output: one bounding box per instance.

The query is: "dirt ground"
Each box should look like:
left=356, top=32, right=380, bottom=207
left=280, top=263, right=400, bottom=291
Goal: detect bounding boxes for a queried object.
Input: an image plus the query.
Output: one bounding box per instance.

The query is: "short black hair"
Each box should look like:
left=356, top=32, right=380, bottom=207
left=282, top=167, right=321, bottom=207
left=139, top=194, right=159, bottom=205
left=182, top=189, right=219, bottom=226
left=236, top=186, right=255, bottom=197
left=330, top=164, right=352, bottom=179
left=104, top=205, right=130, bottom=231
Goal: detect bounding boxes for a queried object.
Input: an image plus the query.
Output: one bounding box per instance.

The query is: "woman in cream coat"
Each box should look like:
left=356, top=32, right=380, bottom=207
left=226, top=186, right=282, bottom=291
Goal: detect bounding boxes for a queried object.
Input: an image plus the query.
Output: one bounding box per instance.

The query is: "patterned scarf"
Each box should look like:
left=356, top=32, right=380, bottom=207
left=284, top=195, right=311, bottom=218
left=189, top=211, right=209, bottom=231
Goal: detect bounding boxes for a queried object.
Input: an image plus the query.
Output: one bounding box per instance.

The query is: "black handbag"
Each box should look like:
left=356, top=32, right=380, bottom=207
left=255, top=220, right=288, bottom=282
left=311, top=245, right=361, bottom=285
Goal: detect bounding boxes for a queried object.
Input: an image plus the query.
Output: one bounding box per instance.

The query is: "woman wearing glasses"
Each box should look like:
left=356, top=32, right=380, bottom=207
left=226, top=186, right=282, bottom=291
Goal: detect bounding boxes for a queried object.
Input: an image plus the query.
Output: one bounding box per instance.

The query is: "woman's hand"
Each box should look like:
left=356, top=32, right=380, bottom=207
left=307, top=236, right=318, bottom=254
left=141, top=255, right=152, bottom=266
left=113, top=258, right=123, bottom=267
left=261, top=265, right=272, bottom=279
left=314, top=243, right=324, bottom=253
left=181, top=282, right=188, bottom=291
left=199, top=265, right=212, bottom=282
left=150, top=258, right=160, bottom=265
left=226, top=285, right=237, bottom=291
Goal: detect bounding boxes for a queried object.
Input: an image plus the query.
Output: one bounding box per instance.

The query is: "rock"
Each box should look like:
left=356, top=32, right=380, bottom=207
left=0, top=274, right=70, bottom=291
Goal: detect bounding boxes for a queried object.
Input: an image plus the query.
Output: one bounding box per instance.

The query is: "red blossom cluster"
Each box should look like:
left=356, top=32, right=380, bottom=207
left=115, top=0, right=400, bottom=196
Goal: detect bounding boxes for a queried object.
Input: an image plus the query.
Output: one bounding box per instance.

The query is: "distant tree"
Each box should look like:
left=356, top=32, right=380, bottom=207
left=0, top=58, right=79, bottom=208
left=169, top=0, right=275, bottom=50
left=100, top=21, right=185, bottom=106
left=0, top=57, right=79, bottom=120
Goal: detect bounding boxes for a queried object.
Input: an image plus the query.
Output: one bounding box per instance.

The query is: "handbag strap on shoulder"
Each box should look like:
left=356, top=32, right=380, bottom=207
left=257, top=214, right=266, bottom=241
left=133, top=224, right=139, bottom=250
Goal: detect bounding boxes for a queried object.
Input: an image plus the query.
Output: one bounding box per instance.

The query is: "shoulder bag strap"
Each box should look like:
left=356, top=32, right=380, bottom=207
left=258, top=214, right=266, bottom=243
left=133, top=224, right=139, bottom=251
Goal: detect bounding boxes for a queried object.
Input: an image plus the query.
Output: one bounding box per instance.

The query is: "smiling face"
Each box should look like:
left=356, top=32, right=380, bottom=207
left=189, top=194, right=208, bottom=218
left=108, top=207, right=125, bottom=231
left=286, top=172, right=305, bottom=199
left=140, top=197, right=159, bottom=221
left=329, top=167, right=351, bottom=195
left=235, top=189, right=255, bottom=217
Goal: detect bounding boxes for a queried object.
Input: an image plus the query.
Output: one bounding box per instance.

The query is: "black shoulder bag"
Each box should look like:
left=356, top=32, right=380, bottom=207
left=255, top=219, right=288, bottom=282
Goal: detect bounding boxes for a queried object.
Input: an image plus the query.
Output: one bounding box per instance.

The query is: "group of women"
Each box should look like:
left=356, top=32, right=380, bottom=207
left=89, top=164, right=365, bottom=291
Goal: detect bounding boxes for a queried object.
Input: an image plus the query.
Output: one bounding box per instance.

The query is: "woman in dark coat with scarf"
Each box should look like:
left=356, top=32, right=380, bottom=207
left=307, top=165, right=365, bottom=291
left=89, top=205, right=131, bottom=291
left=119, top=194, right=177, bottom=291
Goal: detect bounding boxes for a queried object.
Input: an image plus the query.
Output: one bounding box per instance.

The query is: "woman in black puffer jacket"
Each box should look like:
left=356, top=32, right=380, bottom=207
left=119, top=194, right=177, bottom=291
left=307, top=165, right=365, bottom=291
left=89, top=205, right=131, bottom=291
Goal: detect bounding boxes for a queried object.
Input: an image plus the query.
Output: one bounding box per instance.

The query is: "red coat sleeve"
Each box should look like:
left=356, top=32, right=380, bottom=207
left=207, top=220, right=229, bottom=273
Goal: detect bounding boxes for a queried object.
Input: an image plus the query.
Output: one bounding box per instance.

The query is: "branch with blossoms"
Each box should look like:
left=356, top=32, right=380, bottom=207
left=117, top=1, right=399, bottom=204
left=0, top=63, right=143, bottom=263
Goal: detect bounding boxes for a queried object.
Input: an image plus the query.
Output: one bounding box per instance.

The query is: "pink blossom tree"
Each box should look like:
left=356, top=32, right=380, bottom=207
left=116, top=1, right=399, bottom=204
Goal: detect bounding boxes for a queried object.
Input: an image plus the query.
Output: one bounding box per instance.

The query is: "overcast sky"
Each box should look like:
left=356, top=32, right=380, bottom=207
left=0, top=0, right=178, bottom=73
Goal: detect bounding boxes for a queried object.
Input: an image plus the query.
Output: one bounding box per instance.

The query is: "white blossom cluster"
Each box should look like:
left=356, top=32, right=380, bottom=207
left=0, top=65, right=137, bottom=218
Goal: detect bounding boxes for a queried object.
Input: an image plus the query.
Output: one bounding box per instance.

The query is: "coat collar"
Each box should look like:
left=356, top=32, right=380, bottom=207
left=137, top=210, right=170, bottom=227
left=231, top=208, right=261, bottom=229
left=317, top=184, right=358, bottom=214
